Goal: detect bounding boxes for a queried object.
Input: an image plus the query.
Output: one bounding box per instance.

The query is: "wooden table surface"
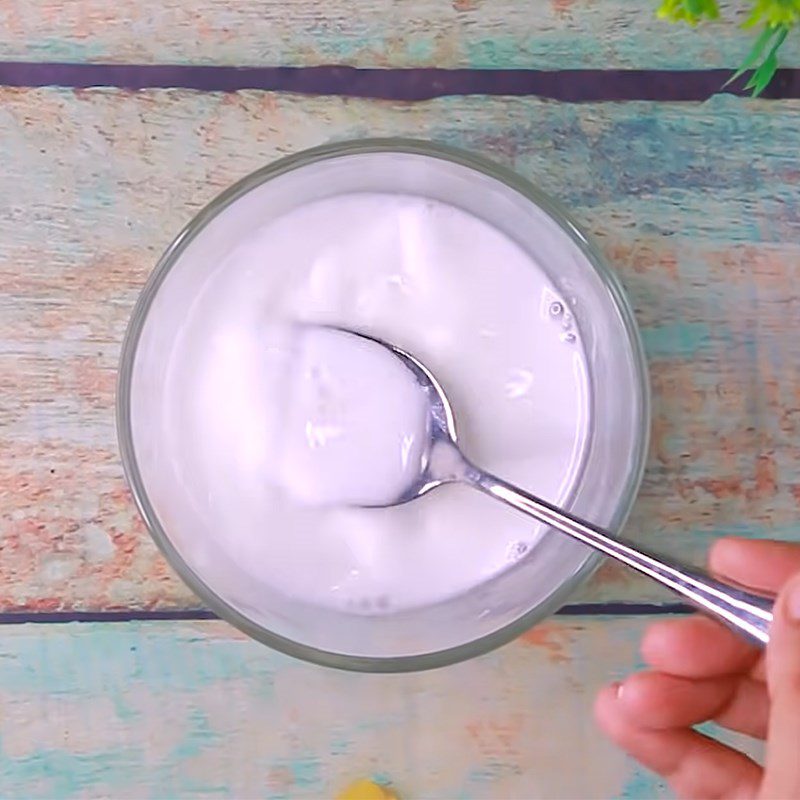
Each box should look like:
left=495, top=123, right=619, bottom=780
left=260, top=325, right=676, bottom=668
left=1, top=2, right=798, bottom=797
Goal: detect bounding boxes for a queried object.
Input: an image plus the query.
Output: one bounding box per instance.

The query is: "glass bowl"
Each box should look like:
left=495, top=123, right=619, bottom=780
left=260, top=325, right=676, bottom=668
left=117, top=140, right=650, bottom=672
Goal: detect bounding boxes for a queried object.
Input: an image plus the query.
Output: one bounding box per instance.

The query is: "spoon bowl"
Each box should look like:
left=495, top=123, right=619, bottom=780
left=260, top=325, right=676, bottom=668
left=329, top=328, right=468, bottom=507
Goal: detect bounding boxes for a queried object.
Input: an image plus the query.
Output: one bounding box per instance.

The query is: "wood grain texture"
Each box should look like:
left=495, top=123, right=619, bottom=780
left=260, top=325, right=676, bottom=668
left=0, top=0, right=793, bottom=71
left=0, top=616, right=761, bottom=799
left=2, top=88, right=800, bottom=611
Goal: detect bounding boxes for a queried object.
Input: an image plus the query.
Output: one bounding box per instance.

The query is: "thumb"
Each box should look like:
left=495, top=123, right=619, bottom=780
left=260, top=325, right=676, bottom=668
left=761, top=572, right=800, bottom=800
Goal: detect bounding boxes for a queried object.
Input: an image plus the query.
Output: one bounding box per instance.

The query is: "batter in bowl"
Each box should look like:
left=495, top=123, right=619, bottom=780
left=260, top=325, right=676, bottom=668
left=137, top=192, right=591, bottom=613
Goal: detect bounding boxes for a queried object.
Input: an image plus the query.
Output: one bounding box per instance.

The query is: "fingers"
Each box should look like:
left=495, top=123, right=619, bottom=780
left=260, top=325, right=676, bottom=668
left=595, top=683, right=762, bottom=800
left=711, top=538, right=800, bottom=595
left=595, top=539, right=800, bottom=797
left=642, top=616, right=759, bottom=679
left=761, top=574, right=800, bottom=800
left=616, top=671, right=769, bottom=739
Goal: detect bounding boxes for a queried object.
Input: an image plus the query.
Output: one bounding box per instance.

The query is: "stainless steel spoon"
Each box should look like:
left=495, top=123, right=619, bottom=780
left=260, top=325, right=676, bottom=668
left=340, top=327, right=774, bottom=647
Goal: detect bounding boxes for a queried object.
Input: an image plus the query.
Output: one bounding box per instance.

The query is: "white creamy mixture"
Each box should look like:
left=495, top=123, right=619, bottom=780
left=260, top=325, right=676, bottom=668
left=278, top=326, right=430, bottom=508
left=153, top=193, right=591, bottom=612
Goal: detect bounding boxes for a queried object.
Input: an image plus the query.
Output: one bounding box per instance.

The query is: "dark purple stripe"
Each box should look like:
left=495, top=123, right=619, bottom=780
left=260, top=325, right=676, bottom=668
left=557, top=602, right=692, bottom=616
left=0, top=603, right=690, bottom=625
left=0, top=609, right=218, bottom=624
left=1, top=62, right=799, bottom=100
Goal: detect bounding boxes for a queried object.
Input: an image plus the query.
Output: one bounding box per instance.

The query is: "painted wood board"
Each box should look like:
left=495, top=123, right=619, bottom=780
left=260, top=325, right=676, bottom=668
left=0, top=0, right=793, bottom=71
left=2, top=89, right=800, bottom=611
left=0, top=615, right=762, bottom=799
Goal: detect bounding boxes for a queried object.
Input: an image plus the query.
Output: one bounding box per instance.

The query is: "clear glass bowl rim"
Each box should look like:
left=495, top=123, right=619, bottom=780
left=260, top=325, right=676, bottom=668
left=116, top=138, right=651, bottom=673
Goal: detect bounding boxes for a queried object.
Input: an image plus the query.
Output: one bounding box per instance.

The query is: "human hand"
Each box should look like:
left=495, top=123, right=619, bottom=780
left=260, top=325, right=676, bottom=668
left=595, top=538, right=800, bottom=799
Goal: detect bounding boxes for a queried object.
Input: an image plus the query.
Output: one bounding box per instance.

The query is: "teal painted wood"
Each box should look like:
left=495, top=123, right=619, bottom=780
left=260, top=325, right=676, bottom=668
left=2, top=89, right=800, bottom=610
left=0, top=0, right=795, bottom=70
left=0, top=617, right=745, bottom=799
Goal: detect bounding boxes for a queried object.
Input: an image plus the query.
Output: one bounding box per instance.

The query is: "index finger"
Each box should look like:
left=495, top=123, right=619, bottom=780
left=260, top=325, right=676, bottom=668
left=710, top=538, right=800, bottom=594
left=642, top=615, right=759, bottom=678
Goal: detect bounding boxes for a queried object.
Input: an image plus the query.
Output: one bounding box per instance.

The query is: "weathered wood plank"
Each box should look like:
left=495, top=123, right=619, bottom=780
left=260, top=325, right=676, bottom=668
left=0, top=616, right=759, bottom=799
left=2, top=88, right=799, bottom=610
left=0, top=0, right=794, bottom=71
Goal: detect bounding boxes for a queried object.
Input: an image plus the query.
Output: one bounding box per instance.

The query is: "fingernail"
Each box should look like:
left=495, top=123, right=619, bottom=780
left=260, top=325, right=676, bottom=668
left=612, top=680, right=625, bottom=700
left=785, top=579, right=800, bottom=623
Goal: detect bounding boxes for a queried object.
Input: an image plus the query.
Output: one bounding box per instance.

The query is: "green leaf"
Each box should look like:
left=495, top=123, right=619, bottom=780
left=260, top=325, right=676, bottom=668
left=749, top=25, right=788, bottom=96
left=658, top=0, right=719, bottom=24
left=767, top=23, right=790, bottom=57
left=724, top=24, right=778, bottom=87
left=750, top=51, right=778, bottom=96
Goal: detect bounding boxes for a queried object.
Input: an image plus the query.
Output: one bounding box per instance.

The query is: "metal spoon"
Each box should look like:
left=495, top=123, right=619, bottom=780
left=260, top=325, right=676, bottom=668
left=340, top=327, right=773, bottom=647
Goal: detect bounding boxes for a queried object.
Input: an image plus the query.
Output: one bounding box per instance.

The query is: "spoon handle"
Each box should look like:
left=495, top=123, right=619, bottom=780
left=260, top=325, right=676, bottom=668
left=470, top=469, right=773, bottom=647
